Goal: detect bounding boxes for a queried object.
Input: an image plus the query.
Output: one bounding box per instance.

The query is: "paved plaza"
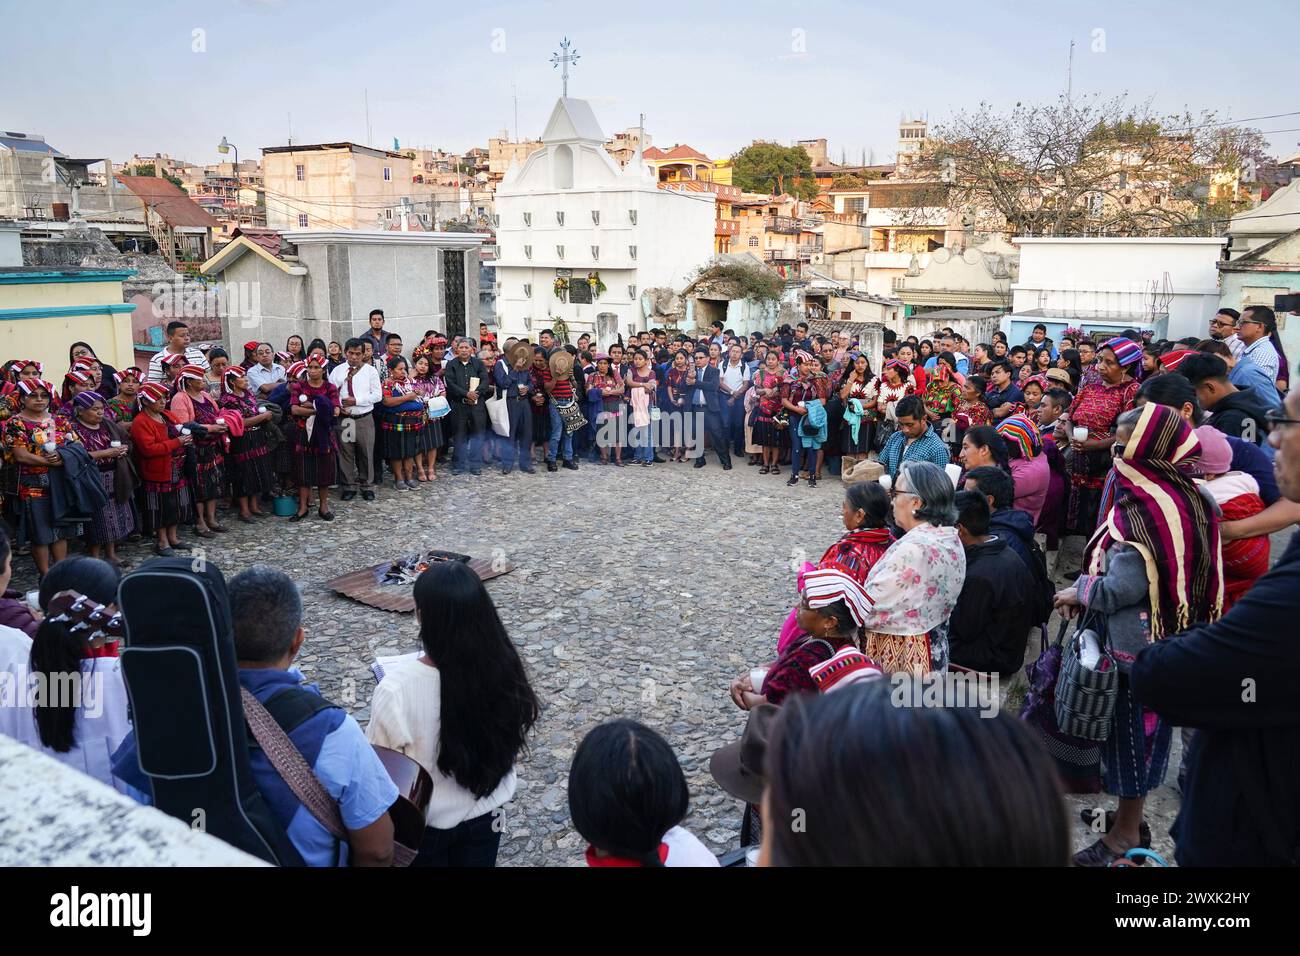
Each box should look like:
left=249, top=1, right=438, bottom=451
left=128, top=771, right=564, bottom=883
left=12, top=458, right=1213, bottom=865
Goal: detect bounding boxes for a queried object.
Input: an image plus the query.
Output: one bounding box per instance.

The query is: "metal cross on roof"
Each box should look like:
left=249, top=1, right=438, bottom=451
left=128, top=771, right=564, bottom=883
left=550, top=38, right=580, bottom=97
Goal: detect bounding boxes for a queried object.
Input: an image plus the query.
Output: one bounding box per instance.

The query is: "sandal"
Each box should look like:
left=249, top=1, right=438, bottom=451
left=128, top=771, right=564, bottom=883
left=760, top=465, right=770, bottom=474
left=771, top=465, right=781, bottom=475
left=1072, top=836, right=1144, bottom=867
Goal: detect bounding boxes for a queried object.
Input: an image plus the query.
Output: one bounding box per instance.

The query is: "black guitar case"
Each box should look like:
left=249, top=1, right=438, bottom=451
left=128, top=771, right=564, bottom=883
left=116, top=557, right=303, bottom=866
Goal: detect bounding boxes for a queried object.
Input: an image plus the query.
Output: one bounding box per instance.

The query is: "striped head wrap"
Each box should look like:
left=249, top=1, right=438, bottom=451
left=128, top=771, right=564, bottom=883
left=800, top=566, right=872, bottom=629
left=65, top=369, right=94, bottom=387
left=16, top=378, right=54, bottom=398
left=285, top=361, right=308, bottom=380
left=996, top=414, right=1042, bottom=459
left=1158, top=349, right=1195, bottom=372
left=1021, top=373, right=1049, bottom=392
left=73, top=390, right=105, bottom=410
left=222, top=365, right=246, bottom=392
left=115, top=366, right=143, bottom=384
left=304, top=352, right=325, bottom=368
left=792, top=348, right=814, bottom=365
left=137, top=382, right=170, bottom=406
left=275, top=351, right=292, bottom=364
left=1100, top=336, right=1143, bottom=376
left=161, top=352, right=187, bottom=369
left=72, top=356, right=99, bottom=371
left=1082, top=401, right=1222, bottom=641
left=18, top=360, right=43, bottom=376
left=179, top=364, right=207, bottom=383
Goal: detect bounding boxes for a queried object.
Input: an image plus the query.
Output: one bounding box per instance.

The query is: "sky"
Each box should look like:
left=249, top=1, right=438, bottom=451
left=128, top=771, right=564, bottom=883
left=2, top=0, right=1298, bottom=166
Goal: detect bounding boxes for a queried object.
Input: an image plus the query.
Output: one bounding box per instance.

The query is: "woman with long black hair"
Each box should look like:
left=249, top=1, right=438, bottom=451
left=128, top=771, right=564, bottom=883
left=367, top=560, right=540, bottom=867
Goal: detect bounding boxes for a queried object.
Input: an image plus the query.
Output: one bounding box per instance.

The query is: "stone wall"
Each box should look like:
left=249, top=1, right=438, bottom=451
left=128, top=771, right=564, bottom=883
left=0, top=735, right=264, bottom=866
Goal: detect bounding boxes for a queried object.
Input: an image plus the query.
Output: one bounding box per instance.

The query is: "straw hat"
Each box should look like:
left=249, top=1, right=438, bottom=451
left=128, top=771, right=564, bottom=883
left=549, top=349, right=574, bottom=378
left=507, top=341, right=532, bottom=369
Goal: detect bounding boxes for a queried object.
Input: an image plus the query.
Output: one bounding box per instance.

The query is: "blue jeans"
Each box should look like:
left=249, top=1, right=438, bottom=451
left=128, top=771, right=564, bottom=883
left=547, top=400, right=573, bottom=462
left=790, top=428, right=820, bottom=475
left=632, top=420, right=654, bottom=462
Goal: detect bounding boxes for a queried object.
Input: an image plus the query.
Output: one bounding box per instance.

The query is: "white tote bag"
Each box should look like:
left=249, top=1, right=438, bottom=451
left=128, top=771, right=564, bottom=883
left=487, top=392, right=511, bottom=436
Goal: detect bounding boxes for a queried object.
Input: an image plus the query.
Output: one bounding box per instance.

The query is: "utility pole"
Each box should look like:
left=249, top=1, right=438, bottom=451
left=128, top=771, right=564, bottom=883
left=1065, top=39, right=1075, bottom=107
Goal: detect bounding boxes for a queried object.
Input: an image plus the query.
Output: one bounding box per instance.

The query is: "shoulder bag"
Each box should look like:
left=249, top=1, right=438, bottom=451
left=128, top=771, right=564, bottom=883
left=1054, top=610, right=1118, bottom=742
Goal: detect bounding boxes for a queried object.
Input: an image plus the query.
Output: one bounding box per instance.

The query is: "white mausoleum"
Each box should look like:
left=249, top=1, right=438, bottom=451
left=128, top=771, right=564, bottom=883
left=493, top=97, right=715, bottom=347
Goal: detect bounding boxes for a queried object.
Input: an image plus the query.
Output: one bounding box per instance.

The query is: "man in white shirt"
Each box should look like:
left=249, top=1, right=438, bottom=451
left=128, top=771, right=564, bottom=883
left=245, top=343, right=285, bottom=397
left=330, top=337, right=383, bottom=501
left=1238, top=305, right=1281, bottom=388
left=146, top=321, right=209, bottom=383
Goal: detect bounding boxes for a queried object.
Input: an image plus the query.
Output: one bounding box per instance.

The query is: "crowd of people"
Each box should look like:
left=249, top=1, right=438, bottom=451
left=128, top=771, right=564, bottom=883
left=0, top=303, right=1297, bottom=869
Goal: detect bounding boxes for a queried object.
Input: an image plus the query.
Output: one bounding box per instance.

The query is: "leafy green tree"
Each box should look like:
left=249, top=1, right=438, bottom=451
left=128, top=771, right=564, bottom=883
left=128, top=164, right=185, bottom=189
left=731, top=143, right=819, bottom=200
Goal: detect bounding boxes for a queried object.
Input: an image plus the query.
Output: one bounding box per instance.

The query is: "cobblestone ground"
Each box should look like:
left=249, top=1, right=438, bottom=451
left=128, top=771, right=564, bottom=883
left=15, top=453, right=1290, bottom=866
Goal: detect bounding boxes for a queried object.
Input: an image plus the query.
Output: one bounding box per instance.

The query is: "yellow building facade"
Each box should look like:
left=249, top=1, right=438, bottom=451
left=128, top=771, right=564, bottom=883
left=0, top=269, right=137, bottom=377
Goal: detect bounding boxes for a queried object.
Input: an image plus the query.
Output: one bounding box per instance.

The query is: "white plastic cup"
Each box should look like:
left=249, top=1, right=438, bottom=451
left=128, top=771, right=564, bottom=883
left=42, top=441, right=56, bottom=453
left=1072, top=426, right=1088, bottom=443
left=749, top=667, right=768, bottom=692
left=299, top=395, right=309, bottom=404
left=109, top=440, right=122, bottom=448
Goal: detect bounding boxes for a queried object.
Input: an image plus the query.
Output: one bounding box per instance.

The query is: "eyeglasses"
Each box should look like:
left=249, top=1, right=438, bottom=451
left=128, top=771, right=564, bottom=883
left=1236, top=318, right=1264, bottom=328
left=1264, top=409, right=1300, bottom=431
left=889, top=488, right=919, bottom=501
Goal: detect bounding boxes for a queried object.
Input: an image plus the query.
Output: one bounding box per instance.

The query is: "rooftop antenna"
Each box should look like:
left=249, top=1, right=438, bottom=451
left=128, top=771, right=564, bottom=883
left=1066, top=39, right=1075, bottom=106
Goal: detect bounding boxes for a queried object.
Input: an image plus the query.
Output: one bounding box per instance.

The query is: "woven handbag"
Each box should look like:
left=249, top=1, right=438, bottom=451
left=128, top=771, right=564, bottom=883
left=1054, top=613, right=1118, bottom=742
left=1020, top=620, right=1102, bottom=793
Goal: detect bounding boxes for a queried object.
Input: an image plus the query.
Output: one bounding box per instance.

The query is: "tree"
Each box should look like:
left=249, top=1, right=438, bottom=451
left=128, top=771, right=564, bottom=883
left=731, top=142, right=819, bottom=200
left=905, top=94, right=1270, bottom=237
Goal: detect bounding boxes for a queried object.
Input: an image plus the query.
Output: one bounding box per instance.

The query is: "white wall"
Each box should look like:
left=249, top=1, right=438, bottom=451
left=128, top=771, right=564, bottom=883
left=1011, top=238, right=1225, bottom=340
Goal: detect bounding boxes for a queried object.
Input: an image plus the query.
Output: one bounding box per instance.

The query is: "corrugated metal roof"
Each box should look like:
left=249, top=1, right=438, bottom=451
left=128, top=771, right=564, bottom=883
left=0, top=135, right=64, bottom=157
left=116, top=175, right=219, bottom=228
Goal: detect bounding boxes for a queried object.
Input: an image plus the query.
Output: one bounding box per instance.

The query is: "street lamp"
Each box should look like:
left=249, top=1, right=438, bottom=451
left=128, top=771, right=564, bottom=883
left=217, top=136, right=239, bottom=170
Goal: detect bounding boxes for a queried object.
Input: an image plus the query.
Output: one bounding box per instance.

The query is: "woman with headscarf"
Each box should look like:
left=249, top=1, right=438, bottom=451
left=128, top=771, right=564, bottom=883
left=871, top=358, right=913, bottom=454
left=1062, top=336, right=1143, bottom=540
left=1054, top=402, right=1222, bottom=866
left=131, top=381, right=195, bottom=557
left=287, top=353, right=341, bottom=521
left=0, top=360, right=44, bottom=423
left=922, top=356, right=963, bottom=456
left=69, top=391, right=136, bottom=567
left=1, top=379, right=82, bottom=576
left=859, top=461, right=966, bottom=675
left=731, top=566, right=874, bottom=709
left=781, top=353, right=832, bottom=488
left=105, top=367, right=143, bottom=425
left=218, top=365, right=275, bottom=522
left=752, top=350, right=788, bottom=474
left=68, top=342, right=118, bottom=400
left=838, top=352, right=877, bottom=473
left=170, top=364, right=229, bottom=538
left=997, top=413, right=1050, bottom=524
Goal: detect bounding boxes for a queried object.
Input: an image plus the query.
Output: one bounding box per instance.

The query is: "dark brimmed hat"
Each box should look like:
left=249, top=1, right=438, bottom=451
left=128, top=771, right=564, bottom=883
left=709, top=702, right=779, bottom=805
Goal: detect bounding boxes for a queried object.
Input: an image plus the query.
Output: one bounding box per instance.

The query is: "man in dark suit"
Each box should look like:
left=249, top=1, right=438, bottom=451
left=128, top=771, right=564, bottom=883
left=690, top=348, right=732, bottom=470
left=443, top=339, right=493, bottom=475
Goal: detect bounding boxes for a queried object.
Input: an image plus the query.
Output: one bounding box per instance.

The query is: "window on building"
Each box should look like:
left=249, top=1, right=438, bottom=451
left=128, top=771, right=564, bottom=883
left=295, top=164, right=305, bottom=181
left=297, top=213, right=309, bottom=228
left=845, top=197, right=865, bottom=213
left=383, top=166, right=392, bottom=181
left=748, top=236, right=759, bottom=247
left=385, top=209, right=392, bottom=219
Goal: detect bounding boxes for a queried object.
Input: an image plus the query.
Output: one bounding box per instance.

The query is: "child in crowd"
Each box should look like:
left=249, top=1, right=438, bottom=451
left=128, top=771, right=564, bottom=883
left=568, top=719, right=719, bottom=867
left=1195, top=427, right=1268, bottom=612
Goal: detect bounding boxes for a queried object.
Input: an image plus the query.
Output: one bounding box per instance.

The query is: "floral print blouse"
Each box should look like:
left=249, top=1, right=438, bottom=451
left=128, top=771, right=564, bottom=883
left=861, top=522, right=966, bottom=636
